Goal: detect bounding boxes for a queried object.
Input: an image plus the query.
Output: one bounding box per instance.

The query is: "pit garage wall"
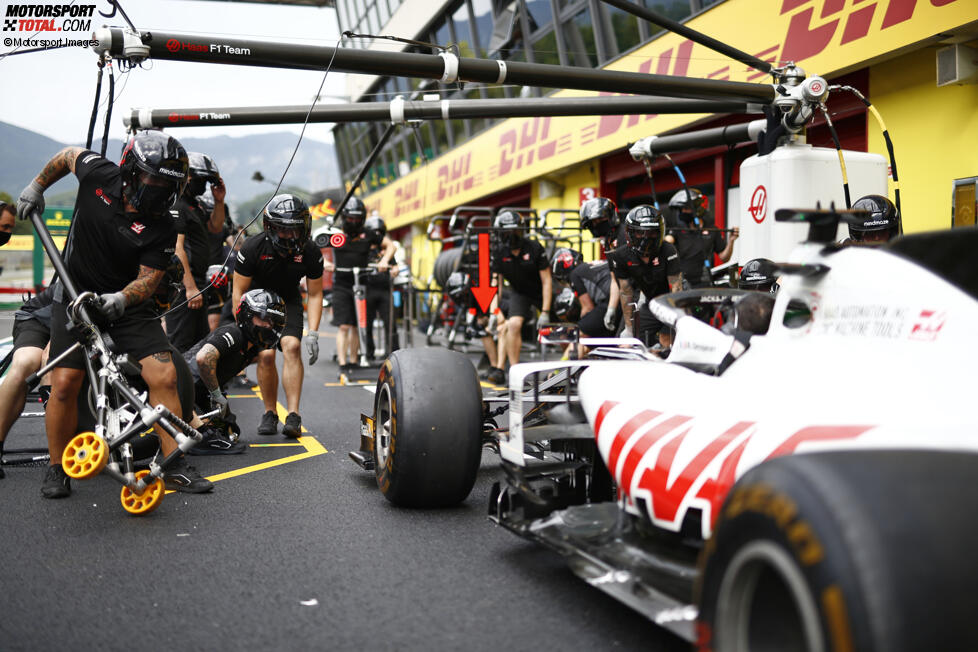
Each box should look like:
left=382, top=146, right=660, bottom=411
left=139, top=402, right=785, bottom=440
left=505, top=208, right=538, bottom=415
left=867, top=46, right=978, bottom=233
left=365, top=0, right=975, bottom=235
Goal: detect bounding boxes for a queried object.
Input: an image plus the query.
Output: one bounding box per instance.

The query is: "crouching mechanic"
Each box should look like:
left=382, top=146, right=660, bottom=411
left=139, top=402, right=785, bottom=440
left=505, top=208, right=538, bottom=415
left=17, top=131, right=213, bottom=497
left=551, top=247, right=617, bottom=338
left=231, top=194, right=323, bottom=438
left=607, top=205, right=681, bottom=348
left=184, top=289, right=287, bottom=454
left=490, top=211, right=552, bottom=378
left=0, top=286, right=54, bottom=479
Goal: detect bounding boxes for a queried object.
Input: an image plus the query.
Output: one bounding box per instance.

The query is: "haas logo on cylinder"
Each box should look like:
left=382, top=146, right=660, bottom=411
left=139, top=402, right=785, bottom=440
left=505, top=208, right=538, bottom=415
left=749, top=185, right=767, bottom=224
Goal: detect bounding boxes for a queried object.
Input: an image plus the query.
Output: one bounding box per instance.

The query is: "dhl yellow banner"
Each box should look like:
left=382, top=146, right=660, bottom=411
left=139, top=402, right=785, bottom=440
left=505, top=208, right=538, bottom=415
left=1, top=235, right=67, bottom=251
left=367, top=0, right=974, bottom=229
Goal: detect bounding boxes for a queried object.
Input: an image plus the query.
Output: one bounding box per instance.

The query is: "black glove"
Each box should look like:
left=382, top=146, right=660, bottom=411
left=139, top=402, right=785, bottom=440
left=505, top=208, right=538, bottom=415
left=98, top=292, right=126, bottom=321
left=17, top=181, right=45, bottom=221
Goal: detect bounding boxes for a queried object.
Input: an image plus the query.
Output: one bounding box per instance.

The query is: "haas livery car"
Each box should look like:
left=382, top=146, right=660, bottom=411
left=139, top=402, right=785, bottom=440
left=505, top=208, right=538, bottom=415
left=355, top=211, right=978, bottom=652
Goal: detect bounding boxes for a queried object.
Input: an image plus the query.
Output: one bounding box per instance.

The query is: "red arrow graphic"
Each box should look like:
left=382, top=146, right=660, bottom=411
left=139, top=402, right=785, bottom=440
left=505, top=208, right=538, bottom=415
left=471, top=232, right=497, bottom=313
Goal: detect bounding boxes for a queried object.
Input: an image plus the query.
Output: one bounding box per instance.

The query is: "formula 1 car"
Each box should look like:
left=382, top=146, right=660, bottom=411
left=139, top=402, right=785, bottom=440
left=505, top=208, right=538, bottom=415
left=354, top=209, right=978, bottom=651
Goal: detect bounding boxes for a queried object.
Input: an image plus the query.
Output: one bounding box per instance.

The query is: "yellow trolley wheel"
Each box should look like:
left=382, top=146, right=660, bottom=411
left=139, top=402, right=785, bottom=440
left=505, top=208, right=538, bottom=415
left=61, top=431, right=109, bottom=479
left=120, top=470, right=164, bottom=516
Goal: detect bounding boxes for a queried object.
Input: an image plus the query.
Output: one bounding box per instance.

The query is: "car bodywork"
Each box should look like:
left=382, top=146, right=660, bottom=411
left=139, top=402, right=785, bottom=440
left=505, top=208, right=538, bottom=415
left=490, top=225, right=978, bottom=641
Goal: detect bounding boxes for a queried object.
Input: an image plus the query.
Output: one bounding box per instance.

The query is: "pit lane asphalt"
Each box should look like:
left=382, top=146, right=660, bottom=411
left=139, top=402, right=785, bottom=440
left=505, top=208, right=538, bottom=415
left=0, top=314, right=686, bottom=652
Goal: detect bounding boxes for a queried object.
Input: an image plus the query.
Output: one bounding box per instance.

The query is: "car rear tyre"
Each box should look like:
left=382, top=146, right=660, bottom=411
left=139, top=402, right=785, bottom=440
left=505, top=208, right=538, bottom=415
left=372, top=348, right=483, bottom=507
left=696, top=450, right=978, bottom=652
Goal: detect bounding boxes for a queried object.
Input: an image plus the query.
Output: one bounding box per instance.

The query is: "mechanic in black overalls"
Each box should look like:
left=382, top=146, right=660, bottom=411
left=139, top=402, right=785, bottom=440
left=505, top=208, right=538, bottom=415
left=166, top=153, right=227, bottom=352
left=579, top=196, right=621, bottom=253
left=231, top=194, right=323, bottom=438
left=203, top=191, right=235, bottom=332
left=665, top=189, right=737, bottom=289
left=0, top=287, right=53, bottom=479
left=490, top=211, right=552, bottom=380
left=324, top=197, right=394, bottom=374
left=552, top=247, right=619, bottom=339
left=362, top=214, right=399, bottom=361
left=607, top=205, right=682, bottom=350
left=183, top=289, right=287, bottom=455
left=16, top=131, right=213, bottom=497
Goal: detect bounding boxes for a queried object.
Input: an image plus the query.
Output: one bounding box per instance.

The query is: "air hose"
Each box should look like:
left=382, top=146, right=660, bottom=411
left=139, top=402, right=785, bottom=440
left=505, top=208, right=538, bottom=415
left=830, top=84, right=902, bottom=230
left=818, top=104, right=851, bottom=209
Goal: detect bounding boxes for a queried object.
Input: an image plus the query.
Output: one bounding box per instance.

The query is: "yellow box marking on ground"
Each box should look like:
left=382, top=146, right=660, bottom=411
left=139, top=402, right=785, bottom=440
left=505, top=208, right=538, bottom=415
left=248, top=443, right=305, bottom=448
left=164, top=436, right=326, bottom=493
left=324, top=380, right=372, bottom=387
left=480, top=381, right=506, bottom=391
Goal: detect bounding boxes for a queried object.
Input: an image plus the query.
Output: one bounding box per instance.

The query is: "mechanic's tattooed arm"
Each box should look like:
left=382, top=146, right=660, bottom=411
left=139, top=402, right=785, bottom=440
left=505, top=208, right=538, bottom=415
left=34, top=147, right=84, bottom=189
left=120, top=266, right=166, bottom=307
left=668, top=274, right=682, bottom=294
left=195, top=343, right=222, bottom=392
left=618, top=277, right=635, bottom=329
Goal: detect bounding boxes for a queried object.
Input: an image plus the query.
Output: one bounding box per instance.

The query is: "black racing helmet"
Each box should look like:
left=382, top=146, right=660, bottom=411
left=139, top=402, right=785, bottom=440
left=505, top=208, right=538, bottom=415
left=445, top=271, right=471, bottom=304
left=186, top=152, right=220, bottom=197
left=553, top=287, right=581, bottom=322
left=493, top=210, right=525, bottom=248
left=119, top=130, right=189, bottom=219
left=196, top=190, right=215, bottom=213
left=739, top=258, right=779, bottom=293
left=849, top=194, right=900, bottom=243
left=262, top=194, right=311, bottom=257
left=339, top=196, right=367, bottom=236
left=235, top=289, right=287, bottom=349
left=623, top=205, right=665, bottom=258
left=668, top=188, right=709, bottom=224
left=579, top=197, right=619, bottom=240
left=364, top=214, right=387, bottom=247
left=550, top=247, right=583, bottom=281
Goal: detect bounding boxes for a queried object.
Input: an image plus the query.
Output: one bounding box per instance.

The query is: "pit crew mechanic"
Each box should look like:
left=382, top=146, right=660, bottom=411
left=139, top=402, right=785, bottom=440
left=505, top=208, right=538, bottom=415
left=202, top=190, right=236, bottom=332
left=166, top=152, right=228, bottom=351
left=0, top=210, right=52, bottom=478
left=607, top=205, right=681, bottom=348
left=739, top=257, right=779, bottom=293
left=841, top=194, right=902, bottom=245
left=183, top=289, right=287, bottom=455
left=362, top=214, right=400, bottom=360
left=551, top=247, right=618, bottom=339
left=490, top=210, right=552, bottom=377
left=578, top=196, right=620, bottom=253
left=665, top=189, right=737, bottom=288
left=16, top=131, right=213, bottom=498
left=230, top=193, right=323, bottom=438
left=0, top=200, right=15, bottom=246
left=324, top=197, right=394, bottom=372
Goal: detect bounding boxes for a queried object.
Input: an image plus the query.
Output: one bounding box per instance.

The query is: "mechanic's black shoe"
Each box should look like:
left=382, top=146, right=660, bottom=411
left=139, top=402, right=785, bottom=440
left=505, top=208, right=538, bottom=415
left=486, top=367, right=506, bottom=385
left=282, top=412, right=302, bottom=438
left=257, top=411, right=279, bottom=436
left=41, top=464, right=71, bottom=499
left=229, top=375, right=252, bottom=389
left=164, top=458, right=214, bottom=493
left=188, top=428, right=247, bottom=456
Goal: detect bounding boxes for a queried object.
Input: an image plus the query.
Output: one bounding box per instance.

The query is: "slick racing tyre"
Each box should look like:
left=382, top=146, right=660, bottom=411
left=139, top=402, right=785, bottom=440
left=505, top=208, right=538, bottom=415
left=372, top=348, right=482, bottom=507
left=432, top=247, right=463, bottom=289
left=695, top=450, right=978, bottom=652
